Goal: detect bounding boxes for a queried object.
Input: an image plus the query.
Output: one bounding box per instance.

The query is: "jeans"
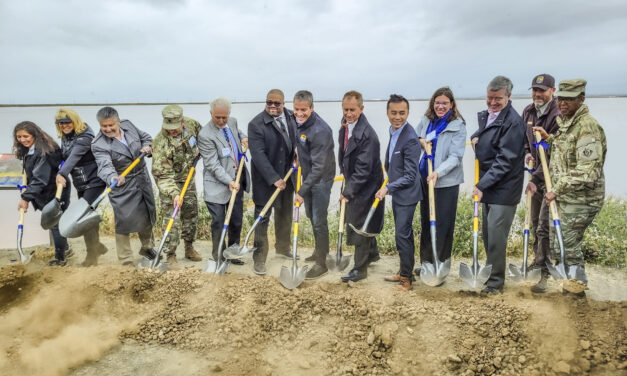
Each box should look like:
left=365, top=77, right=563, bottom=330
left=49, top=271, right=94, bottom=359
left=50, top=224, right=68, bottom=261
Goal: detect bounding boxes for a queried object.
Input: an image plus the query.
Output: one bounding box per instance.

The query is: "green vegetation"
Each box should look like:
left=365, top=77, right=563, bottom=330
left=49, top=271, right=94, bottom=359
left=98, top=193, right=626, bottom=268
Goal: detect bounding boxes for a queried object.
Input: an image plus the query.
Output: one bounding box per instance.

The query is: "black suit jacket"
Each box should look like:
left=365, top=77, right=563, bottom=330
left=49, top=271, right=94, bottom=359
left=248, top=108, right=297, bottom=205
left=384, top=123, right=422, bottom=206
left=339, top=114, right=385, bottom=244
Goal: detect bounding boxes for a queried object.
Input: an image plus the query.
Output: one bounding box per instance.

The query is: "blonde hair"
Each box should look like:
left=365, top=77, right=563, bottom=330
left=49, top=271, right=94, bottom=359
left=54, top=108, right=87, bottom=137
left=342, top=90, right=363, bottom=106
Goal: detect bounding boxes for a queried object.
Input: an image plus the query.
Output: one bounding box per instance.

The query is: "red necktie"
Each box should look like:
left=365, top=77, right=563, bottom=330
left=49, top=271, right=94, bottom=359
left=343, top=123, right=349, bottom=150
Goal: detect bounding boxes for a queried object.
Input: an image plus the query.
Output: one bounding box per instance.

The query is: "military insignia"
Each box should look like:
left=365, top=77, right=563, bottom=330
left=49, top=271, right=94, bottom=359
left=536, top=76, right=544, bottom=84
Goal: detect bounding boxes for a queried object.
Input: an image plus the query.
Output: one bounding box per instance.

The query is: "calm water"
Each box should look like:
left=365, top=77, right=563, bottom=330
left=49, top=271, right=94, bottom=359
left=1, top=98, right=625, bottom=248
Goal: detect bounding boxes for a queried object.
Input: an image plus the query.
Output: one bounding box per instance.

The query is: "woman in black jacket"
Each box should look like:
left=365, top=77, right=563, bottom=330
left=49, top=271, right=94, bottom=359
left=54, top=108, right=108, bottom=266
left=14, top=121, right=71, bottom=266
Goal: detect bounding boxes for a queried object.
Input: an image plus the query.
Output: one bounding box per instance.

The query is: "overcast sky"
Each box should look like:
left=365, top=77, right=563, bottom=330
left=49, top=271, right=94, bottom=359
left=1, top=0, right=626, bottom=104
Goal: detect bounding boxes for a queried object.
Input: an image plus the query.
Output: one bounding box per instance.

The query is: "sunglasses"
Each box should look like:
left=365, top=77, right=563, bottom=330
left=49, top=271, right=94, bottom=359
left=266, top=100, right=283, bottom=107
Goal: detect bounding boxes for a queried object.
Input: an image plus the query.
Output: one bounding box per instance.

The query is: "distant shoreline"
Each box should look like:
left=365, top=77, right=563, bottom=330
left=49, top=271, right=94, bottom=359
left=2, top=95, right=626, bottom=107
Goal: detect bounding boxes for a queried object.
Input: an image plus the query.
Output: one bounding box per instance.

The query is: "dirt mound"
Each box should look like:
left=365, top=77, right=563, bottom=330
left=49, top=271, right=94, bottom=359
left=0, top=262, right=625, bottom=376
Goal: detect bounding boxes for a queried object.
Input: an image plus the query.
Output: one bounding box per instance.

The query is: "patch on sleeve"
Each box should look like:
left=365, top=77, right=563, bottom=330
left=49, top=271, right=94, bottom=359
left=576, top=136, right=599, bottom=161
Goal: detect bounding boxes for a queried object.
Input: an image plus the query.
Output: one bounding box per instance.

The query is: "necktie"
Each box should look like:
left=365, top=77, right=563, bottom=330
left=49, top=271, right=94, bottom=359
left=343, top=124, right=349, bottom=151
left=276, top=117, right=291, bottom=150
left=222, top=128, right=238, bottom=167
left=487, top=112, right=498, bottom=126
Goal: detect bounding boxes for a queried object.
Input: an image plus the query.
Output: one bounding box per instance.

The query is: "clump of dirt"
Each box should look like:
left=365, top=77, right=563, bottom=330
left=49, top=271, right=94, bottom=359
left=1, top=262, right=626, bottom=376
left=0, top=264, right=25, bottom=289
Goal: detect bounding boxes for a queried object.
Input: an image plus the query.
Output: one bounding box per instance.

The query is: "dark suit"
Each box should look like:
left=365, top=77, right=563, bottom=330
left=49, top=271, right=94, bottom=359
left=384, top=123, right=422, bottom=278
left=248, top=108, right=297, bottom=262
left=339, top=114, right=385, bottom=273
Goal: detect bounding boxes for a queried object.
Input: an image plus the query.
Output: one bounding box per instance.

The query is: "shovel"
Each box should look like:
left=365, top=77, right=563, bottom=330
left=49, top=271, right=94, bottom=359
left=139, top=154, right=201, bottom=272
left=419, top=142, right=450, bottom=287
left=15, top=173, right=33, bottom=264
left=59, top=152, right=146, bottom=238
left=41, top=183, right=64, bottom=230
left=203, top=153, right=247, bottom=274
left=280, top=166, right=308, bottom=289
left=347, top=176, right=389, bottom=237
left=508, top=159, right=541, bottom=283
left=326, top=180, right=350, bottom=272
left=459, top=159, right=492, bottom=288
left=534, top=131, right=581, bottom=280
left=224, top=166, right=297, bottom=259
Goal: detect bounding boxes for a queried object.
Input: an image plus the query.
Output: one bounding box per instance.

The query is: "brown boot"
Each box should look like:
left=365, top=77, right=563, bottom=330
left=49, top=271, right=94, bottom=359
left=184, top=241, right=202, bottom=262
left=167, top=253, right=181, bottom=270
left=396, top=276, right=412, bottom=291
left=384, top=272, right=401, bottom=282
left=81, top=251, right=99, bottom=267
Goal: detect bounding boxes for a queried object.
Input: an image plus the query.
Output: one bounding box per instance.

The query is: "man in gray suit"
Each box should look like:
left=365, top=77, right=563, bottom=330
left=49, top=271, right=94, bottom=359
left=91, top=106, right=156, bottom=266
left=198, top=97, right=249, bottom=265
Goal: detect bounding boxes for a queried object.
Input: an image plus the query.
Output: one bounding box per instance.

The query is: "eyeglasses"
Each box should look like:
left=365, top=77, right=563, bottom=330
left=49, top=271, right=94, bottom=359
left=434, top=101, right=451, bottom=107
left=266, top=100, right=283, bottom=107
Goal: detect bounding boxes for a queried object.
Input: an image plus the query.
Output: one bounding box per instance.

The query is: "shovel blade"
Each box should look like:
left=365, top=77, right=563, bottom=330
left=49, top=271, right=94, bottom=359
left=568, top=264, right=586, bottom=282
left=508, top=264, right=541, bottom=283
left=459, top=262, right=492, bottom=289
left=16, top=227, right=33, bottom=264
left=59, top=199, right=100, bottom=238
left=326, top=254, right=351, bottom=272
left=137, top=256, right=153, bottom=270
left=203, top=259, right=218, bottom=273
left=279, top=265, right=308, bottom=290
left=420, top=259, right=450, bottom=287
left=223, top=243, right=244, bottom=259
left=347, top=223, right=376, bottom=238
left=41, top=199, right=63, bottom=230
left=546, top=261, right=568, bottom=280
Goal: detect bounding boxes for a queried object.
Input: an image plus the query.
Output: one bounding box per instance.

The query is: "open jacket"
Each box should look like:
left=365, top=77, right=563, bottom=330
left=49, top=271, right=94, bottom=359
left=91, top=120, right=156, bottom=234
left=471, top=101, right=525, bottom=206
left=384, top=123, right=422, bottom=206
left=294, top=111, right=336, bottom=196
left=339, top=114, right=385, bottom=244
left=522, top=98, right=561, bottom=185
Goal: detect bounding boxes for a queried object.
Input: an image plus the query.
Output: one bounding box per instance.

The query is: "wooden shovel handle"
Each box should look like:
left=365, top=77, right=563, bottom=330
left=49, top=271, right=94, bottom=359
left=425, top=142, right=436, bottom=222
left=224, top=154, right=246, bottom=225
left=533, top=131, right=560, bottom=221
left=259, top=167, right=295, bottom=218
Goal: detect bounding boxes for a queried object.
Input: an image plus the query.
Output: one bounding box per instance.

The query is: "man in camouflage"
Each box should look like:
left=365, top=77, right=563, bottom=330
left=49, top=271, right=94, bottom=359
left=534, top=79, right=606, bottom=285
left=152, top=104, right=203, bottom=265
left=522, top=73, right=561, bottom=293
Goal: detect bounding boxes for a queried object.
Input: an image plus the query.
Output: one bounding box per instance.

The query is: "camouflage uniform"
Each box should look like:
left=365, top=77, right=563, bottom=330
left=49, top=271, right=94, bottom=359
left=547, top=98, right=606, bottom=265
left=152, top=106, right=202, bottom=256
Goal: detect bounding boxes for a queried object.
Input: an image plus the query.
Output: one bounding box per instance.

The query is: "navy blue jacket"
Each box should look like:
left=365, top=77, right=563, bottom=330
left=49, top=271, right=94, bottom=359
left=295, top=111, right=336, bottom=196
left=471, top=101, right=525, bottom=205
left=384, top=123, right=422, bottom=206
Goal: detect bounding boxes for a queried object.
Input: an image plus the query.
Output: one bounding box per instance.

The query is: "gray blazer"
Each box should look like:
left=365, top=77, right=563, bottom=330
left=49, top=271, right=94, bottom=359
left=198, top=117, right=250, bottom=204
left=91, top=120, right=156, bottom=234
left=415, top=116, right=466, bottom=188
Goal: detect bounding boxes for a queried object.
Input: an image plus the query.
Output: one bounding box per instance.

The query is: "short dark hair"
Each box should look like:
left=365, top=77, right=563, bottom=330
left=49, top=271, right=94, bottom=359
left=96, top=106, right=120, bottom=122
left=293, top=90, right=314, bottom=107
left=387, top=94, right=409, bottom=111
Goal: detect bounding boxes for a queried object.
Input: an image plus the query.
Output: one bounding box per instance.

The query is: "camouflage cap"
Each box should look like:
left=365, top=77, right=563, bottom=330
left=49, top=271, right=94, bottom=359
left=162, top=104, right=183, bottom=130
left=555, top=79, right=587, bottom=98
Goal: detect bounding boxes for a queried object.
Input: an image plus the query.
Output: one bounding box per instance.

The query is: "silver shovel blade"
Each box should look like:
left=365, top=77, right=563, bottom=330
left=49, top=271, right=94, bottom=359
left=59, top=198, right=101, bottom=238
left=223, top=243, right=244, bottom=259
left=16, top=227, right=33, bottom=264
left=347, top=223, right=376, bottom=238
left=41, top=199, right=63, bottom=230
left=326, top=254, right=351, bottom=272
left=203, top=259, right=229, bottom=274
left=137, top=256, right=153, bottom=269
left=546, top=261, right=568, bottom=280
left=459, top=262, right=492, bottom=289
left=279, top=265, right=308, bottom=290
left=420, top=258, right=450, bottom=287
left=569, top=264, right=586, bottom=282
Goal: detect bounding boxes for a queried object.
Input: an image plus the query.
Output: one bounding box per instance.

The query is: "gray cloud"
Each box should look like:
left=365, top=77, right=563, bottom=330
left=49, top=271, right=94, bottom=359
left=1, top=0, right=626, bottom=103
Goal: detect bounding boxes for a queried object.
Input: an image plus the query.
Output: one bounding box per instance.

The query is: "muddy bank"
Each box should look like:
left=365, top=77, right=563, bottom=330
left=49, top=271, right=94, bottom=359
left=0, top=239, right=625, bottom=375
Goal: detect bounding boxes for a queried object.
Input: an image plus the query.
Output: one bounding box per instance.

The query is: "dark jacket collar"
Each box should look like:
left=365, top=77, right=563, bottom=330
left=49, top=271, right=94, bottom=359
left=478, top=100, right=513, bottom=128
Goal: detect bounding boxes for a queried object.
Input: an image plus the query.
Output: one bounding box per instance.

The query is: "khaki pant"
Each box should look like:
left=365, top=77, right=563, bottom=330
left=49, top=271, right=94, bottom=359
left=115, top=226, right=155, bottom=263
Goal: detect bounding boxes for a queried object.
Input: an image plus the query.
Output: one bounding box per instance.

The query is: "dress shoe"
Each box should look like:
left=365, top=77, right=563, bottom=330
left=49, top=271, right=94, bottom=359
left=230, top=258, right=245, bottom=265
left=139, top=248, right=157, bottom=260
left=122, top=260, right=135, bottom=267
left=384, top=273, right=401, bottom=282
left=414, top=267, right=421, bottom=276
left=341, top=269, right=367, bottom=283
left=306, top=264, right=328, bottom=280
left=481, top=286, right=503, bottom=295
left=276, top=250, right=299, bottom=260
left=304, top=254, right=317, bottom=262
left=253, top=261, right=266, bottom=275
left=396, top=276, right=412, bottom=291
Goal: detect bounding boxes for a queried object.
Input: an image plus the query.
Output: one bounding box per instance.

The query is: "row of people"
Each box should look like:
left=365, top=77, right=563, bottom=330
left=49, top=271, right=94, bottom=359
left=13, top=74, right=606, bottom=293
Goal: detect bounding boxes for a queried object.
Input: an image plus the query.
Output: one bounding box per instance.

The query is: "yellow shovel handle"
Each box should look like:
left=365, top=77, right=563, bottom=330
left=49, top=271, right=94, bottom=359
left=473, top=159, right=479, bottom=232
left=259, top=167, right=295, bottom=218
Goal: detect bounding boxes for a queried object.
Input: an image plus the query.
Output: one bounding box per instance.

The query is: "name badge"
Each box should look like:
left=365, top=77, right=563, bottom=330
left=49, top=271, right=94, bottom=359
left=188, top=135, right=197, bottom=147
left=222, top=147, right=231, bottom=157
left=426, top=130, right=436, bottom=142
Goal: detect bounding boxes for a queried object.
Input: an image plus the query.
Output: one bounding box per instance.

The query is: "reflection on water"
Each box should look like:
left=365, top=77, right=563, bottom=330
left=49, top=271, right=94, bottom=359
left=0, top=98, right=624, bottom=248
